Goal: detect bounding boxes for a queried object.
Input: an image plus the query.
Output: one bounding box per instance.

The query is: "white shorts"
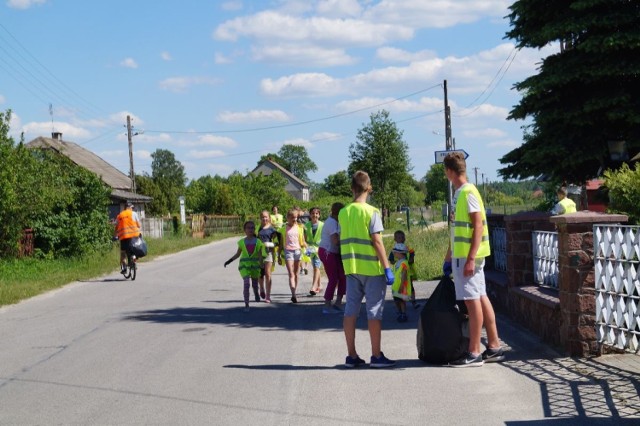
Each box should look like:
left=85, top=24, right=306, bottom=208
left=452, top=258, right=486, bottom=300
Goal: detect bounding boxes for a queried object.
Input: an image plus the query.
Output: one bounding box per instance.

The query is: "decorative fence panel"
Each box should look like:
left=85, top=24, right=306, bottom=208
left=532, top=230, right=559, bottom=289
left=594, top=224, right=640, bottom=353
left=491, top=226, right=507, bottom=272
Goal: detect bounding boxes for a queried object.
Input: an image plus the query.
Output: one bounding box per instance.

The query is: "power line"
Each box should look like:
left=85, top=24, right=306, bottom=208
left=453, top=49, right=519, bottom=118
left=145, top=84, right=443, bottom=134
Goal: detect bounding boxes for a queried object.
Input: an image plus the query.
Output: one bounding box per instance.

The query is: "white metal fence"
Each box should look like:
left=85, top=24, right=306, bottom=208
left=594, top=224, right=640, bottom=353
left=532, top=230, right=559, bottom=289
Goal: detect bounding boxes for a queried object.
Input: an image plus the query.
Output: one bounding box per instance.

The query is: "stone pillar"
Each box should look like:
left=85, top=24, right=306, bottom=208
left=550, top=211, right=628, bottom=356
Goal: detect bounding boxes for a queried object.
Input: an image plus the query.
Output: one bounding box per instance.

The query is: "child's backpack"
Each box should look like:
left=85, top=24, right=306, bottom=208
left=417, top=276, right=469, bottom=364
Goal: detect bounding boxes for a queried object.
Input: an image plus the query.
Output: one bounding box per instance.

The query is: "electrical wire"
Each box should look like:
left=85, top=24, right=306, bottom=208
left=145, top=84, right=443, bottom=134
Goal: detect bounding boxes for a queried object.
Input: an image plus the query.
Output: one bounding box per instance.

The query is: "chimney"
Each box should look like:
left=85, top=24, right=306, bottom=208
left=51, top=132, right=63, bottom=140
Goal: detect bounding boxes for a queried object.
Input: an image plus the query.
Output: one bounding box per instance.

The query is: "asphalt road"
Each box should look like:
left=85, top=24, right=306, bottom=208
left=1, top=237, right=638, bottom=425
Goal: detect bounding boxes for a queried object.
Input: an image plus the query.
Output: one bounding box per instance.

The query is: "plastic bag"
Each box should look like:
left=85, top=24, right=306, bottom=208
left=129, top=236, right=148, bottom=258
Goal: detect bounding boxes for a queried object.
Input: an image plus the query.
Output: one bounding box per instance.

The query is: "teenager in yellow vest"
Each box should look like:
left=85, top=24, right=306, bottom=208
left=443, top=152, right=504, bottom=367
left=551, top=186, right=577, bottom=215
left=224, top=221, right=264, bottom=312
left=339, top=170, right=396, bottom=368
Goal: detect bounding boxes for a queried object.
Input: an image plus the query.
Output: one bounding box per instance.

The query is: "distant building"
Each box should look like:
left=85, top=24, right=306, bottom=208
left=251, top=158, right=309, bottom=201
left=26, top=132, right=152, bottom=220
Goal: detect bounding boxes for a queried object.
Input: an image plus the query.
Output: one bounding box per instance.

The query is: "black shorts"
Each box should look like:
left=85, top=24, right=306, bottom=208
left=119, top=238, right=132, bottom=252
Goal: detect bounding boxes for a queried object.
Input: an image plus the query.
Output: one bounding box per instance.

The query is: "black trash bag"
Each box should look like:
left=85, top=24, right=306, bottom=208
left=129, top=236, right=148, bottom=258
left=417, top=275, right=469, bottom=364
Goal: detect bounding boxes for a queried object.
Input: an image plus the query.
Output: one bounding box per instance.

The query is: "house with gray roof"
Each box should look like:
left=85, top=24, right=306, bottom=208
left=26, top=132, right=152, bottom=220
left=251, top=158, right=310, bottom=201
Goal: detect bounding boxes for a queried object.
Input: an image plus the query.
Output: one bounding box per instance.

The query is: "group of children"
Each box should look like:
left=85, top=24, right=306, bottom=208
left=223, top=205, right=420, bottom=319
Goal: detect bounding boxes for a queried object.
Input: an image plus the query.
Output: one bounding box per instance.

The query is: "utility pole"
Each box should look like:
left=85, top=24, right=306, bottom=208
left=473, top=167, right=480, bottom=186
left=126, top=115, right=136, bottom=194
left=444, top=80, right=453, bottom=222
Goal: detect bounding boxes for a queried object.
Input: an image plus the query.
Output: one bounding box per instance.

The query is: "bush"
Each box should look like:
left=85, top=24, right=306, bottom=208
left=604, top=163, right=640, bottom=224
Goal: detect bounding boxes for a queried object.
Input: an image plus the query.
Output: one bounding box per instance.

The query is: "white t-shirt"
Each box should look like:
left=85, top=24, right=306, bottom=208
left=319, top=216, right=340, bottom=253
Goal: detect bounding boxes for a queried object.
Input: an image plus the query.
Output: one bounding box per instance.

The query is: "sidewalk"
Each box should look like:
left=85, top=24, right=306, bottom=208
left=412, top=280, right=640, bottom=421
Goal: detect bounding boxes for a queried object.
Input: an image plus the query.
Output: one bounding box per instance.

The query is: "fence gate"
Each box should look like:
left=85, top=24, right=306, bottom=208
left=594, top=224, right=640, bottom=353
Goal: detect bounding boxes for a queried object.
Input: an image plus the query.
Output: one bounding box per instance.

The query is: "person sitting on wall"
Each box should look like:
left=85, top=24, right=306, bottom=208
left=551, top=186, right=577, bottom=215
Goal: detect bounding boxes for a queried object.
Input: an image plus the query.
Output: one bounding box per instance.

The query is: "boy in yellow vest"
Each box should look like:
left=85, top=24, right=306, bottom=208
left=442, top=152, right=504, bottom=367
left=339, top=171, right=396, bottom=368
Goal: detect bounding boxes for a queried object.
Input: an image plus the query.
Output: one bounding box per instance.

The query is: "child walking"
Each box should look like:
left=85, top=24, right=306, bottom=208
left=278, top=209, right=307, bottom=303
left=224, top=221, right=265, bottom=312
left=391, top=243, right=412, bottom=322
left=304, top=207, right=324, bottom=296
left=258, top=211, right=280, bottom=303
left=389, top=230, right=420, bottom=309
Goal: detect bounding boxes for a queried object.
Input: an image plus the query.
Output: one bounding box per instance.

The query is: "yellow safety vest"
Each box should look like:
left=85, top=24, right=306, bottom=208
left=270, top=213, right=284, bottom=228
left=392, top=259, right=412, bottom=301
left=453, top=184, right=491, bottom=258
left=559, top=197, right=577, bottom=214
left=339, top=203, right=383, bottom=276
left=304, top=221, right=323, bottom=249
left=238, top=238, right=264, bottom=278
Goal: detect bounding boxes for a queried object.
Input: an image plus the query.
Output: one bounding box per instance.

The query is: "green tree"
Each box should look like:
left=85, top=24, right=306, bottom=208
left=150, top=149, right=187, bottom=214
left=423, top=163, right=448, bottom=204
left=603, top=162, right=640, bottom=224
left=277, top=144, right=317, bottom=183
left=136, top=174, right=166, bottom=216
left=499, top=0, right=640, bottom=184
left=348, top=110, right=412, bottom=213
left=322, top=170, right=352, bottom=197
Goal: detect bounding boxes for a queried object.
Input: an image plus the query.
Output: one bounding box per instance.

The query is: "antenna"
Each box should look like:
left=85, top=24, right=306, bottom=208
left=49, top=103, right=54, bottom=133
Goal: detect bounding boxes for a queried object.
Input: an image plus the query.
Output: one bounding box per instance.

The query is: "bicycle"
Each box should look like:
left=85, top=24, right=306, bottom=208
left=121, top=250, right=137, bottom=281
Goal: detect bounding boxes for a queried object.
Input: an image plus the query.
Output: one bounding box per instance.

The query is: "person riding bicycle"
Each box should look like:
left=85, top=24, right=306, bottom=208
left=115, top=201, right=141, bottom=273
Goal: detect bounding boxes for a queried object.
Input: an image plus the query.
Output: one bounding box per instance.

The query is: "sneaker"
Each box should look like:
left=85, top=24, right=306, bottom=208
left=264, top=297, right=271, bottom=304
left=344, top=355, right=366, bottom=368
left=120, top=265, right=126, bottom=274
left=291, top=296, right=298, bottom=303
left=482, top=347, right=505, bottom=363
left=370, top=352, right=396, bottom=368
left=448, top=352, right=484, bottom=368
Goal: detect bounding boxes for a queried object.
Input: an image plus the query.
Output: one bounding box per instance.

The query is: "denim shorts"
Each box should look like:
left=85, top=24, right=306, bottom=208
left=310, top=255, right=322, bottom=269
left=284, top=249, right=302, bottom=261
left=344, top=274, right=387, bottom=320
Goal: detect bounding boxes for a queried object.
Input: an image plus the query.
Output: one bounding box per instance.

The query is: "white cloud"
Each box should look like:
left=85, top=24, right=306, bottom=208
left=7, top=0, right=46, bottom=9
left=135, top=150, right=152, bottom=160
left=261, top=73, right=343, bottom=97
left=179, top=134, right=238, bottom=148
left=316, top=0, right=361, bottom=18
left=376, top=47, right=436, bottom=63
left=214, top=52, right=233, bottom=64
left=252, top=44, right=355, bottom=67
left=216, top=109, right=290, bottom=123
left=336, top=96, right=442, bottom=114
left=310, top=131, right=343, bottom=143
left=21, top=121, right=91, bottom=139
left=109, top=111, right=144, bottom=126
left=134, top=133, right=172, bottom=144
left=160, top=51, right=172, bottom=61
left=364, top=0, right=511, bottom=29
left=187, top=149, right=226, bottom=159
left=279, top=137, right=314, bottom=149
left=457, top=103, right=509, bottom=120
left=214, top=11, right=413, bottom=46
left=221, top=1, right=243, bottom=11
left=462, top=128, right=507, bottom=138
left=159, top=76, right=221, bottom=93
left=120, top=58, right=138, bottom=69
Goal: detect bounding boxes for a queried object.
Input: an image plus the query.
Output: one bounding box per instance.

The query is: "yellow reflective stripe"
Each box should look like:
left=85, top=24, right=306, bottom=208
left=453, top=235, right=490, bottom=244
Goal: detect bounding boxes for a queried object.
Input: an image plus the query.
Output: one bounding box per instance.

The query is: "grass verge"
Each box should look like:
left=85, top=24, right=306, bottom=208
left=384, top=225, right=450, bottom=281
left=0, top=233, right=234, bottom=307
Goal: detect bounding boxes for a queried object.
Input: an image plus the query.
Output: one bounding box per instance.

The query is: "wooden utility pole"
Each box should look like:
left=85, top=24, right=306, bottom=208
left=444, top=80, right=453, bottom=221
left=473, top=167, right=480, bottom=186
left=126, top=115, right=136, bottom=193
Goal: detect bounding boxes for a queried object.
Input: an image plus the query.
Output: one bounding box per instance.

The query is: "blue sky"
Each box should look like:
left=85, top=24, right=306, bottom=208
left=1, top=0, right=555, bottom=185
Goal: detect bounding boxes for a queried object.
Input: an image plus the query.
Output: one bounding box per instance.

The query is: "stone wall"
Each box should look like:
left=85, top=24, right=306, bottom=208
left=484, top=210, right=628, bottom=357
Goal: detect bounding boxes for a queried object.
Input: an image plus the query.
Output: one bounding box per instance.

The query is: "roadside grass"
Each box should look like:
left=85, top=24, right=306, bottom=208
left=0, top=233, right=235, bottom=307
left=385, top=224, right=450, bottom=281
